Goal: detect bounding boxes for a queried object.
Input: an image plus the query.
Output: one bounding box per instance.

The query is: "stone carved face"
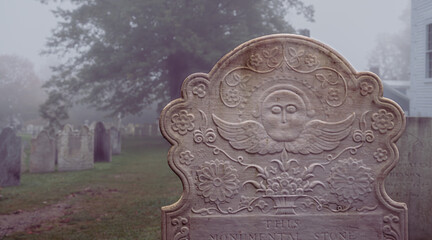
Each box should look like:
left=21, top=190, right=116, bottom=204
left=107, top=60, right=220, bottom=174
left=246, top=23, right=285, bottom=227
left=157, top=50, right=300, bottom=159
left=261, top=90, right=308, bottom=142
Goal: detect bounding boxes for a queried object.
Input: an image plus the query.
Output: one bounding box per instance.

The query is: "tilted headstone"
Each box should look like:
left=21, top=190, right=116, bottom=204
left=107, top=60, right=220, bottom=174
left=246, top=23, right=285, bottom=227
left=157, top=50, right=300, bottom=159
left=160, top=35, right=408, bottom=239
left=0, top=127, right=21, bottom=186
left=386, top=117, right=432, bottom=240
left=29, top=130, right=56, bottom=173
left=110, top=127, right=122, bottom=155
left=92, top=122, right=111, bottom=162
left=57, top=124, right=94, bottom=171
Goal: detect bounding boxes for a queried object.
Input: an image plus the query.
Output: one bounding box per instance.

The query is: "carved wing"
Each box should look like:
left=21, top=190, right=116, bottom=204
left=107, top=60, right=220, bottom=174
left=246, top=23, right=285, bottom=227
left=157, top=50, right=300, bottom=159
left=212, top=114, right=284, bottom=154
left=285, top=113, right=356, bottom=154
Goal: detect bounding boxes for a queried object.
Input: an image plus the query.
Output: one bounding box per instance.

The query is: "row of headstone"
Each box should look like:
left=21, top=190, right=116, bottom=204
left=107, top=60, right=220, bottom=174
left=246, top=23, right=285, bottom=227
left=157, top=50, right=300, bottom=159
left=124, top=123, right=160, bottom=136
left=23, top=124, right=44, bottom=137
left=25, top=122, right=120, bottom=173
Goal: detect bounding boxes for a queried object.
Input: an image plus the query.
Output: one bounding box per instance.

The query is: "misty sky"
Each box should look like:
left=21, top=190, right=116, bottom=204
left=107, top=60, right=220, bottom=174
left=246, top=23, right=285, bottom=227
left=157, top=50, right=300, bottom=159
left=0, top=0, right=410, bottom=76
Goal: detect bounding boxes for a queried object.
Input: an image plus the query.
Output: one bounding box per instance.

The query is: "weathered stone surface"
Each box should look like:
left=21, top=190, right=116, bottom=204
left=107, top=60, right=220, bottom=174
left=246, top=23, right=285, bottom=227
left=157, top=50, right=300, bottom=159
left=110, top=127, right=121, bottom=155
left=0, top=127, right=21, bottom=187
left=160, top=35, right=408, bottom=239
left=29, top=130, right=56, bottom=173
left=57, top=125, right=94, bottom=171
left=92, top=122, right=111, bottom=162
left=386, top=117, right=432, bottom=240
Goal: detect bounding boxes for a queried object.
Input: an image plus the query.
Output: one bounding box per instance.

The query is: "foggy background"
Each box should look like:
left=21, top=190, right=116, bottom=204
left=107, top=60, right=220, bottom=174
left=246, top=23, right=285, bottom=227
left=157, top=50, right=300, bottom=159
left=0, top=0, right=409, bottom=129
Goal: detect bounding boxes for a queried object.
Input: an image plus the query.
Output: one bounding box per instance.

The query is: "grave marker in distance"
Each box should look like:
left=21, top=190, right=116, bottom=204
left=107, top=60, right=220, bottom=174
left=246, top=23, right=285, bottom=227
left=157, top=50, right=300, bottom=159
left=29, top=130, right=56, bottom=173
left=160, top=34, right=408, bottom=240
left=0, top=127, right=21, bottom=186
left=110, top=127, right=121, bottom=155
left=57, top=125, right=94, bottom=171
left=92, top=122, right=111, bottom=162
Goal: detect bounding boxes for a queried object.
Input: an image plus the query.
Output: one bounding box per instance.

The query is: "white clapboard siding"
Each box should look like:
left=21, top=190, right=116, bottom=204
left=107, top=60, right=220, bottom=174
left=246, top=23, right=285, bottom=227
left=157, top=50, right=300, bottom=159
left=410, top=0, right=432, bottom=116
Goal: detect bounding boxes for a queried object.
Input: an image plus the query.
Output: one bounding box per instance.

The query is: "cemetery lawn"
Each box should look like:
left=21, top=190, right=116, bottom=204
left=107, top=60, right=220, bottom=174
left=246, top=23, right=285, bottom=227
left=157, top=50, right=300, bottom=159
left=0, top=136, right=182, bottom=240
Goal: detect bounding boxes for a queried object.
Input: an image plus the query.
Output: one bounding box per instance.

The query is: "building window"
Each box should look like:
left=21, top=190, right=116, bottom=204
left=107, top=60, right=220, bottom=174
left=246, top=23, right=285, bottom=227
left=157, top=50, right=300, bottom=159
left=427, top=24, right=432, bottom=78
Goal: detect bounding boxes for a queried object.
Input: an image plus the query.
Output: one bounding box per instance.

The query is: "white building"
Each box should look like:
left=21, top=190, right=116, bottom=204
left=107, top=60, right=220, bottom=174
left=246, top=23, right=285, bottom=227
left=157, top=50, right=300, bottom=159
left=410, top=0, right=432, bottom=116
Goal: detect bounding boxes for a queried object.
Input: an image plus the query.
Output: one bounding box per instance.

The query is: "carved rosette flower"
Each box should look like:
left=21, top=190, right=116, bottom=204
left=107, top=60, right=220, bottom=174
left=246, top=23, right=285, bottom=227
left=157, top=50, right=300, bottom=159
left=327, top=88, right=340, bottom=101
left=196, top=159, right=240, bottom=203
left=373, top=148, right=388, bottom=162
left=304, top=53, right=318, bottom=67
left=359, top=81, right=374, bottom=96
left=372, top=109, right=395, bottom=134
left=328, top=158, right=374, bottom=204
left=249, top=54, right=263, bottom=68
left=224, top=88, right=241, bottom=104
left=192, top=83, right=206, bottom=98
left=179, top=150, right=194, bottom=165
left=171, top=110, right=195, bottom=135
left=265, top=172, right=307, bottom=195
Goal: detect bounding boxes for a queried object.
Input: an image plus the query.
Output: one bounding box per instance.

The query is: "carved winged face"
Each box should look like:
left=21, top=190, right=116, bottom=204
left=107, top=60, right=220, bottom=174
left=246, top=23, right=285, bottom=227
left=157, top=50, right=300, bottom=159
left=261, top=90, right=309, bottom=142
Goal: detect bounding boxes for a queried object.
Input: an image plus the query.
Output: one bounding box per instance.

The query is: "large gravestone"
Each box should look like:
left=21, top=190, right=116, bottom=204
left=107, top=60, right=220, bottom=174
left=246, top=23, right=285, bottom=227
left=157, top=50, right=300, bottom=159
left=29, top=130, right=56, bottom=173
left=386, top=117, right=432, bottom=240
left=160, top=35, right=408, bottom=239
left=0, top=127, right=21, bottom=186
left=57, top=125, right=94, bottom=171
left=110, top=127, right=121, bottom=155
left=92, top=122, right=111, bottom=162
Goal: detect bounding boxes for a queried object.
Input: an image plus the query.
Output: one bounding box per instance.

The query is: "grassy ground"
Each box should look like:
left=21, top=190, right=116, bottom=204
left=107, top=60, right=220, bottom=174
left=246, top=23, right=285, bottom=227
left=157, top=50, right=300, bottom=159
left=0, top=136, right=182, bottom=240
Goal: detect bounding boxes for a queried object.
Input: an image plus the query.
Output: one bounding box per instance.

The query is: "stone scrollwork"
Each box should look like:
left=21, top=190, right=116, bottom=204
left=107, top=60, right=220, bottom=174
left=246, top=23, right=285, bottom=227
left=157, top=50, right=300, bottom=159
left=220, top=72, right=251, bottom=108
left=327, top=111, right=375, bottom=161
left=171, top=216, right=189, bottom=240
left=383, top=214, right=401, bottom=240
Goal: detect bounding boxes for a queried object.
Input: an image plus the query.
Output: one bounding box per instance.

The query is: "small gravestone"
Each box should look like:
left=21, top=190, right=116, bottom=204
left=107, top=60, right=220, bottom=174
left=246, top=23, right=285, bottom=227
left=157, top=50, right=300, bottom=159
left=92, top=122, right=111, bottom=162
left=160, top=35, right=408, bottom=239
left=29, top=130, right=56, bottom=173
left=110, top=127, right=121, bottom=155
left=126, top=123, right=135, bottom=136
left=0, top=127, right=21, bottom=187
left=57, top=125, right=94, bottom=171
left=20, top=141, right=28, bottom=173
left=386, top=117, right=432, bottom=240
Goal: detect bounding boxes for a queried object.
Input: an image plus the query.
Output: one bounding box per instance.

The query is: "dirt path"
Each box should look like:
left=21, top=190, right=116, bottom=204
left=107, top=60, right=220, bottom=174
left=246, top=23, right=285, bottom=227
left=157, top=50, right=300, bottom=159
left=0, top=187, right=118, bottom=238
left=0, top=201, right=72, bottom=237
